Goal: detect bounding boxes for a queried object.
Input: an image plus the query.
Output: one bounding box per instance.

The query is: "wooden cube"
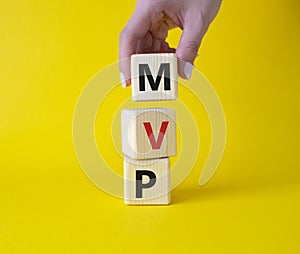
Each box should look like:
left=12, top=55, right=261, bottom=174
left=131, top=53, right=178, bottom=101
left=124, top=156, right=171, bottom=205
left=121, top=108, right=176, bottom=159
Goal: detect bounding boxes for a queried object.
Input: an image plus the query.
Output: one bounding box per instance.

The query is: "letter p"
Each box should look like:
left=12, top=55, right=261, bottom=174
left=136, top=170, right=157, bottom=198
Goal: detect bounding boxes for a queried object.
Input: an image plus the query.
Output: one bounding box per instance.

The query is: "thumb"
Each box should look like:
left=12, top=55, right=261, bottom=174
left=176, top=17, right=209, bottom=79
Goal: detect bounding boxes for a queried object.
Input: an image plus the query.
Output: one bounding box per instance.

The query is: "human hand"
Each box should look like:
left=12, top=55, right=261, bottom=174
left=119, top=0, right=222, bottom=88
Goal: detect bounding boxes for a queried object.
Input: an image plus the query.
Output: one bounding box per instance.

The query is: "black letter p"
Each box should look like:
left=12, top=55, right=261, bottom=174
left=136, top=170, right=157, bottom=198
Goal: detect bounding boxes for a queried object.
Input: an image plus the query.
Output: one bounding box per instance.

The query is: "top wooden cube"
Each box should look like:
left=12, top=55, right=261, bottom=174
left=131, top=53, right=178, bottom=101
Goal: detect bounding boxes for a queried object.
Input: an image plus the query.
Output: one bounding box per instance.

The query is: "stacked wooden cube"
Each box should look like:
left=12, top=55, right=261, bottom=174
left=122, top=53, right=178, bottom=205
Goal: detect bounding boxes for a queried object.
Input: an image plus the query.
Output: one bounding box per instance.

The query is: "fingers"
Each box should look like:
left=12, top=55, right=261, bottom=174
left=119, top=10, right=151, bottom=87
left=160, top=40, right=176, bottom=53
left=151, top=38, right=161, bottom=52
left=150, top=20, right=169, bottom=40
left=136, top=32, right=153, bottom=54
left=176, top=15, right=209, bottom=79
left=137, top=36, right=175, bottom=57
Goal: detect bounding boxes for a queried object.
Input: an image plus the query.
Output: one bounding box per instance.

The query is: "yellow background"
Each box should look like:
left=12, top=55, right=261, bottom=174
left=1, top=0, right=300, bottom=253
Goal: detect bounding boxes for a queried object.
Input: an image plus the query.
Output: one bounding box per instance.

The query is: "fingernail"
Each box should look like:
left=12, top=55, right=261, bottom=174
left=120, top=72, right=127, bottom=89
left=184, top=62, right=194, bottom=80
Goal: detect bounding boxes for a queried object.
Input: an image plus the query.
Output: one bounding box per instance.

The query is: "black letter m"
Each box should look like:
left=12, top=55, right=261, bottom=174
left=139, top=63, right=170, bottom=91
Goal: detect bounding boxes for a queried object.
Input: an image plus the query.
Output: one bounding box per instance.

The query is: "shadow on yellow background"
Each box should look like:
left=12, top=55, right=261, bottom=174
left=0, top=0, right=299, bottom=253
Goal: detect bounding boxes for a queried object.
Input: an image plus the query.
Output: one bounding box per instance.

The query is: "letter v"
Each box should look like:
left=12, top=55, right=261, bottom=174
left=143, top=121, right=169, bottom=149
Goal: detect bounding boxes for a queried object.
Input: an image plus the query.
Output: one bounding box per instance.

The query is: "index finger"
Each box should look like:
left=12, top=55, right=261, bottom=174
left=119, top=10, right=151, bottom=87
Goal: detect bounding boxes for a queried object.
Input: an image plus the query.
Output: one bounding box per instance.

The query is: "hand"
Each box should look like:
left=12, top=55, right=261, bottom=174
left=119, top=0, right=222, bottom=88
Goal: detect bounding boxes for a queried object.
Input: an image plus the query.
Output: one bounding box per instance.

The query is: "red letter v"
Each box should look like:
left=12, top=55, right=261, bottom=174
left=143, top=121, right=169, bottom=149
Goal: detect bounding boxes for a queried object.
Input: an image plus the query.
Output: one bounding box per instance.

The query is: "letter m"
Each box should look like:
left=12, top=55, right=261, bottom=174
left=139, top=63, right=171, bottom=91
